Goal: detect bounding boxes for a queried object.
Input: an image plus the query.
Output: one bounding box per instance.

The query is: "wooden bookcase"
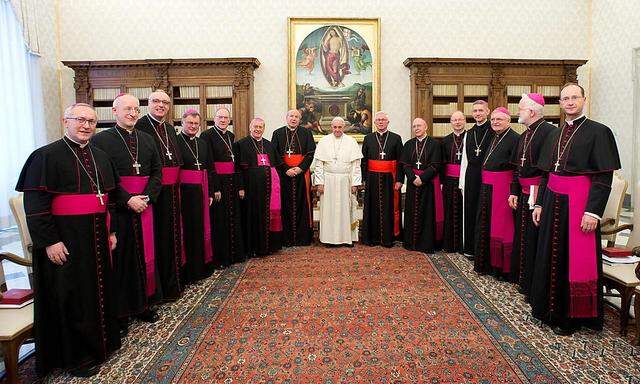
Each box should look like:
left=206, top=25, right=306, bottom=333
left=63, top=58, right=260, bottom=139
left=403, top=58, right=587, bottom=137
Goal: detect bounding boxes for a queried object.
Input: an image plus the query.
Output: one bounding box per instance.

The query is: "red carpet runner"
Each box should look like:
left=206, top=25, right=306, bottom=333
left=161, top=245, right=556, bottom=383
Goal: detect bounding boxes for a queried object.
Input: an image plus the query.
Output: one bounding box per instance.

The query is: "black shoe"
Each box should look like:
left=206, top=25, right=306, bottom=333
left=552, top=325, right=578, bottom=336
left=69, top=362, right=100, bottom=378
left=137, top=309, right=160, bottom=323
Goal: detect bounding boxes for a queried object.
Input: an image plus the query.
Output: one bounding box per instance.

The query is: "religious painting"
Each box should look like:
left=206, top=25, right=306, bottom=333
left=288, top=18, right=380, bottom=142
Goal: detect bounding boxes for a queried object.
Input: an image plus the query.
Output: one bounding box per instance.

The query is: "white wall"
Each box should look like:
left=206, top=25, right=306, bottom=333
left=56, top=0, right=590, bottom=142
left=589, top=0, right=640, bottom=187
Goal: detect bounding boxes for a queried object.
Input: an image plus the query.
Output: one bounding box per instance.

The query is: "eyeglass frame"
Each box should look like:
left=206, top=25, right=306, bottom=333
left=65, top=116, right=98, bottom=126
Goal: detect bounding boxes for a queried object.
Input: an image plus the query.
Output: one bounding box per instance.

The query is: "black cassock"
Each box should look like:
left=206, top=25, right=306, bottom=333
left=473, top=128, right=520, bottom=276
left=531, top=117, right=620, bottom=330
left=272, top=126, right=316, bottom=246
left=235, top=136, right=283, bottom=256
left=200, top=126, right=245, bottom=265
left=441, top=131, right=465, bottom=253
left=509, top=119, right=556, bottom=290
left=462, top=120, right=492, bottom=256
left=92, top=126, right=163, bottom=315
left=16, top=138, right=121, bottom=376
left=400, top=137, right=442, bottom=254
left=176, top=132, right=215, bottom=283
left=361, top=130, right=404, bottom=247
left=136, top=115, right=184, bottom=301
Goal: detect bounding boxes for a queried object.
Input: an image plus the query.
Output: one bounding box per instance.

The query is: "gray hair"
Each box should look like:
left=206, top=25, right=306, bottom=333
left=331, top=116, right=345, bottom=125
left=521, top=94, right=544, bottom=117
left=63, top=103, right=95, bottom=118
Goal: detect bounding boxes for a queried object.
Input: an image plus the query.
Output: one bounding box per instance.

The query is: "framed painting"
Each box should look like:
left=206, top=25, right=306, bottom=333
left=288, top=17, right=380, bottom=142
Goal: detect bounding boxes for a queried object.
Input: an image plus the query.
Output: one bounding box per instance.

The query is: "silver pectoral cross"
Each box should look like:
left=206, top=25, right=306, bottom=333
left=230, top=153, right=235, bottom=162
left=96, top=190, right=105, bottom=205
left=520, top=156, right=527, bottom=167
left=260, top=157, right=267, bottom=165
left=456, top=151, right=462, bottom=160
left=474, top=147, right=481, bottom=156
left=286, top=149, right=294, bottom=158
left=379, top=151, right=386, bottom=159
left=133, top=161, right=141, bottom=175
left=166, top=150, right=173, bottom=161
left=194, top=161, right=202, bottom=170
left=554, top=160, right=560, bottom=172
left=415, top=160, right=422, bottom=169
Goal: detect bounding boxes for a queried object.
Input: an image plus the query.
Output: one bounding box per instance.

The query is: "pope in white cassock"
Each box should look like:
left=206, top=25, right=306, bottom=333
left=314, top=117, right=363, bottom=245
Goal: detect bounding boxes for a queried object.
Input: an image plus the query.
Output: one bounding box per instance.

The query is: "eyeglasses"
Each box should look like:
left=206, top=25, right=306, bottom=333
left=149, top=98, right=170, bottom=105
left=66, top=117, right=98, bottom=126
left=559, top=95, right=583, bottom=103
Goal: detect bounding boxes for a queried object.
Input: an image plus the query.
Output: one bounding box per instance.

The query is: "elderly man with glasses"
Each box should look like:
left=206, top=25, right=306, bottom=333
left=16, top=103, right=122, bottom=377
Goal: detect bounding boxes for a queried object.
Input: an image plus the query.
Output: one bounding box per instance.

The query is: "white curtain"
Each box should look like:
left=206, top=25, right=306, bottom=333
left=0, top=0, right=45, bottom=228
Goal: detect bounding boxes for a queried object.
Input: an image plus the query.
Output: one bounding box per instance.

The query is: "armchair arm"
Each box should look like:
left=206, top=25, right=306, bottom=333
left=600, top=223, right=633, bottom=236
left=0, top=252, right=33, bottom=267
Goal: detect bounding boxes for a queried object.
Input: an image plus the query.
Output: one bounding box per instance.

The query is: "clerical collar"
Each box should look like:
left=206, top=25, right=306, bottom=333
left=64, top=134, right=88, bottom=148
left=252, top=136, right=263, bottom=142
left=377, top=130, right=387, bottom=136
left=214, top=125, right=227, bottom=134
left=476, top=120, right=488, bottom=127
left=287, top=125, right=298, bottom=131
left=116, top=124, right=135, bottom=135
left=416, top=135, right=426, bottom=142
left=527, top=118, right=544, bottom=130
left=453, top=130, right=464, bottom=137
left=565, top=114, right=586, bottom=125
left=181, top=131, right=196, bottom=140
left=495, top=128, right=510, bottom=137
left=148, top=114, right=164, bottom=125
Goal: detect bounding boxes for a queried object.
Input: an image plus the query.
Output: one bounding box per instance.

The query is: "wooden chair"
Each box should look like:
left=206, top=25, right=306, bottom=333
left=8, top=194, right=32, bottom=277
left=0, top=253, right=33, bottom=384
left=600, top=172, right=628, bottom=247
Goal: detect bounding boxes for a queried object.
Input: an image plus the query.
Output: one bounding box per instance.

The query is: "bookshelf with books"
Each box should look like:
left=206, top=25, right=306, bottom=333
left=404, top=58, right=586, bottom=137
left=63, top=58, right=260, bottom=138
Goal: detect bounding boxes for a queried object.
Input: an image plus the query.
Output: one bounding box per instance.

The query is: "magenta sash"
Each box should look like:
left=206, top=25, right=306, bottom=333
left=547, top=173, right=597, bottom=318
left=519, top=176, right=542, bottom=195
left=180, top=170, right=213, bottom=265
left=51, top=193, right=112, bottom=265
left=269, top=168, right=282, bottom=231
left=482, top=170, right=514, bottom=273
left=214, top=161, right=235, bottom=175
left=161, top=166, right=180, bottom=185
left=445, top=164, right=461, bottom=178
left=413, top=170, right=444, bottom=241
left=120, top=176, right=156, bottom=297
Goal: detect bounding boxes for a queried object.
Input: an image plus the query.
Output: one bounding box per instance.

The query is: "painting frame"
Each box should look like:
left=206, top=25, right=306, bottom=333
left=288, top=17, right=381, bottom=142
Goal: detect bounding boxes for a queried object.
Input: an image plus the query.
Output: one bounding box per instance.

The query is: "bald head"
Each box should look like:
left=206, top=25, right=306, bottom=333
left=148, top=89, right=170, bottom=120
left=112, top=94, right=140, bottom=130
left=450, top=110, right=466, bottom=134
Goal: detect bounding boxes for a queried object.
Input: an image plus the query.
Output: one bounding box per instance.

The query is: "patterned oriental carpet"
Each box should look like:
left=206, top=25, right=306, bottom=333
left=8, top=246, right=640, bottom=383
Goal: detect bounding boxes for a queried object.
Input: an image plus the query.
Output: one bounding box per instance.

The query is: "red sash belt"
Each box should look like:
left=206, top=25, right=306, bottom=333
left=51, top=194, right=107, bottom=215
left=180, top=170, right=213, bottom=265
left=548, top=173, right=597, bottom=318
left=482, top=170, right=514, bottom=273
left=161, top=166, right=180, bottom=185
left=445, top=164, right=461, bottom=178
left=214, top=162, right=235, bottom=175
left=284, top=154, right=312, bottom=227
left=368, top=160, right=400, bottom=236
left=51, top=193, right=112, bottom=265
left=120, top=176, right=156, bottom=297
left=519, top=176, right=542, bottom=195
left=414, top=170, right=444, bottom=241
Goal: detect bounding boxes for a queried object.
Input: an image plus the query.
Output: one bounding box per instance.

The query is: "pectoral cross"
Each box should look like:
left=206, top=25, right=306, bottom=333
left=379, top=151, right=386, bottom=159
left=166, top=150, right=173, bottom=161
left=96, top=190, right=105, bottom=205
left=554, top=160, right=560, bottom=172
left=260, top=157, right=267, bottom=165
left=230, top=153, right=235, bottom=162
left=520, top=155, right=527, bottom=167
left=415, top=160, right=422, bottom=169
left=474, top=147, right=482, bottom=156
left=133, top=161, right=141, bottom=175
left=194, top=161, right=202, bottom=170
left=456, top=151, right=462, bottom=160
left=286, top=149, right=294, bottom=158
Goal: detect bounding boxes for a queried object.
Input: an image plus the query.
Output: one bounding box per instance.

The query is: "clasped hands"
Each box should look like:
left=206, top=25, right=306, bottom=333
left=127, top=195, right=149, bottom=213
left=286, top=167, right=303, bottom=177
